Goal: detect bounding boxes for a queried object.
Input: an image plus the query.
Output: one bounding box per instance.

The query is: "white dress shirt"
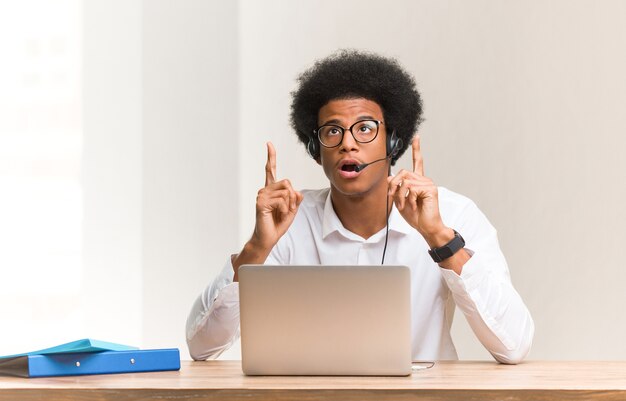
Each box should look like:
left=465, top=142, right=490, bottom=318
left=186, top=187, right=534, bottom=364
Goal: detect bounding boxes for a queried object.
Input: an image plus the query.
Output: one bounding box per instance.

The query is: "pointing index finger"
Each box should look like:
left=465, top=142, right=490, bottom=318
left=265, top=142, right=277, bottom=186
left=412, top=135, right=424, bottom=176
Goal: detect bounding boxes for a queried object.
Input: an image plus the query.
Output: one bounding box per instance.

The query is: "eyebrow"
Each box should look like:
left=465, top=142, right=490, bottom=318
left=320, top=115, right=376, bottom=126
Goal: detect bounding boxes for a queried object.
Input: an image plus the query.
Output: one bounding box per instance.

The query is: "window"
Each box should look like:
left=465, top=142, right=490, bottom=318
left=0, top=0, right=83, bottom=353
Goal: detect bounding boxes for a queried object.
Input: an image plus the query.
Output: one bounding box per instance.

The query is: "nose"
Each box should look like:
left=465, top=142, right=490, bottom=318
left=339, top=129, right=359, bottom=153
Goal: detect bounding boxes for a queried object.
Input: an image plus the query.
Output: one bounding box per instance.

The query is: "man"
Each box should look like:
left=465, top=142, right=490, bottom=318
left=186, top=50, right=534, bottom=364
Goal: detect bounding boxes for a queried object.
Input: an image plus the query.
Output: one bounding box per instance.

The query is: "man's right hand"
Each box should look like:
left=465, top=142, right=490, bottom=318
left=233, top=142, right=303, bottom=281
left=252, top=142, right=304, bottom=249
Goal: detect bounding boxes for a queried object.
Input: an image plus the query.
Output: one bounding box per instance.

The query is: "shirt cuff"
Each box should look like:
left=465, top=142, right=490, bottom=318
left=439, top=247, right=484, bottom=294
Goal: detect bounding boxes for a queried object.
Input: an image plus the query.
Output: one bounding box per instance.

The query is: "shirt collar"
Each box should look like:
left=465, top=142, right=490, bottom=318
left=322, top=189, right=414, bottom=240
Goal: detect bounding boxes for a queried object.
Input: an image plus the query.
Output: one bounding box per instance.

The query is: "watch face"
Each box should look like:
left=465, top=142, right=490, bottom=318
left=439, top=247, right=454, bottom=260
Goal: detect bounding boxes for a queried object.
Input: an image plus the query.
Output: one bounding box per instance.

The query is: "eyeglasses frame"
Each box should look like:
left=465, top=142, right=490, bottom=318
left=313, top=119, right=384, bottom=148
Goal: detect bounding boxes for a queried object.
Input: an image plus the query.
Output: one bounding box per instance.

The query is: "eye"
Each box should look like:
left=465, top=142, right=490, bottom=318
left=354, top=121, right=377, bottom=135
left=321, top=126, right=342, bottom=137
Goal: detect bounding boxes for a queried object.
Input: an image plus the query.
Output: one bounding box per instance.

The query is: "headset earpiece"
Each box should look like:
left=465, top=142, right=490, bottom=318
left=386, top=130, right=401, bottom=158
left=393, top=138, right=403, bottom=157
left=307, top=137, right=318, bottom=160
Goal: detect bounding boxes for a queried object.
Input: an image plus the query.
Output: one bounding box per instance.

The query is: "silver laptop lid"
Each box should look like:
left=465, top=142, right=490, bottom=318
left=239, top=265, right=412, bottom=376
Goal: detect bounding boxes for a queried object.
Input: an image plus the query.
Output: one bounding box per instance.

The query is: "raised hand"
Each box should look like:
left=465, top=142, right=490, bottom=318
left=387, top=135, right=452, bottom=248
left=251, top=142, right=304, bottom=250
left=233, top=142, right=303, bottom=281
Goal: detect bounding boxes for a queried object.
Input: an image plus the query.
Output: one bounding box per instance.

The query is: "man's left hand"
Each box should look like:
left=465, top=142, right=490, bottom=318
left=387, top=135, right=454, bottom=248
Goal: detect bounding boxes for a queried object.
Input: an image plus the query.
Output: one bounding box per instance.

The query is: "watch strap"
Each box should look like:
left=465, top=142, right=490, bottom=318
left=428, top=229, right=465, bottom=263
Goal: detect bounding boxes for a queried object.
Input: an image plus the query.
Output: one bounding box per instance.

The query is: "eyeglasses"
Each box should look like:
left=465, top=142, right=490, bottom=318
left=314, top=119, right=383, bottom=148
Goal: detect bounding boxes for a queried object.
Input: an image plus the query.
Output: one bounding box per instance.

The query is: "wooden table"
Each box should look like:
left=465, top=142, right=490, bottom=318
left=1, top=360, right=625, bottom=400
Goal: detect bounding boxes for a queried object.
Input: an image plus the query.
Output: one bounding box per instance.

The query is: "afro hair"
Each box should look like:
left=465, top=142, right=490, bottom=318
left=290, top=49, right=423, bottom=165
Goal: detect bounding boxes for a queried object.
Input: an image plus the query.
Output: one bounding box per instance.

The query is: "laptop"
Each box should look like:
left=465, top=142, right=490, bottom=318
left=238, top=265, right=412, bottom=376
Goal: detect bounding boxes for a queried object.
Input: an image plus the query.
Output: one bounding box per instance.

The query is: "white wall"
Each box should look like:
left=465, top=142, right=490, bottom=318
left=83, top=0, right=143, bottom=346
left=82, top=0, right=239, bottom=355
left=237, top=0, right=626, bottom=360
left=141, top=0, right=239, bottom=352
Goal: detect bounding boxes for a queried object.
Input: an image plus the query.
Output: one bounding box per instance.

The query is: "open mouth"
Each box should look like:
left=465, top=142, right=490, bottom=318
left=340, top=163, right=358, bottom=172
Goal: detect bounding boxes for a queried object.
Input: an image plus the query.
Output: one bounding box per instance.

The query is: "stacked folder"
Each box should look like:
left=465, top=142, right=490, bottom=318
left=0, top=339, right=180, bottom=378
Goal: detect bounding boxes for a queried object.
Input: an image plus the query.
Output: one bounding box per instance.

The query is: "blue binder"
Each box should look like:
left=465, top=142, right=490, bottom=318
left=0, top=338, right=138, bottom=359
left=0, top=348, right=180, bottom=378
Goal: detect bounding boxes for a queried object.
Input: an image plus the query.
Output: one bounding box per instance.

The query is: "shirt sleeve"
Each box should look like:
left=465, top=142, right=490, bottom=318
left=185, top=257, right=240, bottom=360
left=439, top=201, right=535, bottom=364
left=185, top=246, right=287, bottom=361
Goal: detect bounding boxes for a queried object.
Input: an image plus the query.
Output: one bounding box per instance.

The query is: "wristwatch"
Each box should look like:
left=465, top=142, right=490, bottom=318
left=428, top=229, right=465, bottom=263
